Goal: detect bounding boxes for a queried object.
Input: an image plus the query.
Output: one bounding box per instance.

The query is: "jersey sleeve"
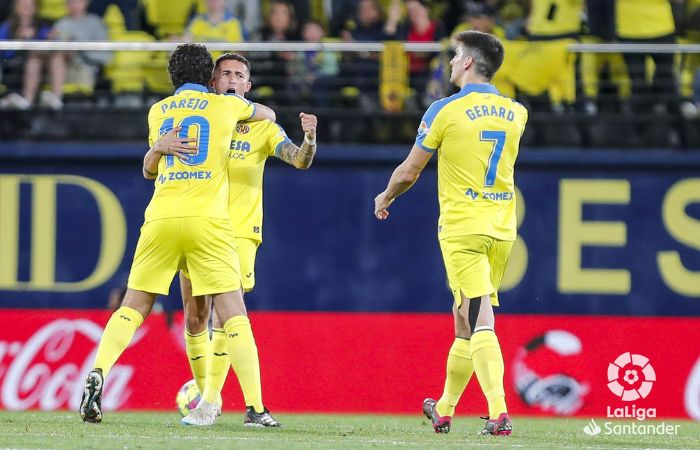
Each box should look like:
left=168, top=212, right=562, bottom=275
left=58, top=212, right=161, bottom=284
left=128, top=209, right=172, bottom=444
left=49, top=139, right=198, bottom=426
left=147, top=104, right=158, bottom=147
left=267, top=122, right=292, bottom=157
left=517, top=103, right=529, bottom=136
left=225, top=93, right=256, bottom=122
left=415, top=99, right=448, bottom=152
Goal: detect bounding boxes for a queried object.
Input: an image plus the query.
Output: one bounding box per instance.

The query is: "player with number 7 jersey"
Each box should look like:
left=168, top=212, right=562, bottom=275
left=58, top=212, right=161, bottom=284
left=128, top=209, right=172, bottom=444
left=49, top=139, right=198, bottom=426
left=417, top=78, right=527, bottom=243
left=374, top=31, right=527, bottom=436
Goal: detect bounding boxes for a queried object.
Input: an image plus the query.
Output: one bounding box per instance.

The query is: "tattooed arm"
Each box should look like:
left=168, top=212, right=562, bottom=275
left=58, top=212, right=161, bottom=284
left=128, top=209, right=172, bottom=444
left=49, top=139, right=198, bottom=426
left=276, top=139, right=316, bottom=169
left=276, top=112, right=318, bottom=170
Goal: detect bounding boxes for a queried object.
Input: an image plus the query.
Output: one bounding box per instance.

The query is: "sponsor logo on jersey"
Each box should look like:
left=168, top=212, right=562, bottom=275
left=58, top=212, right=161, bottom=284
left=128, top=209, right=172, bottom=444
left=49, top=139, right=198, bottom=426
left=417, top=120, right=430, bottom=137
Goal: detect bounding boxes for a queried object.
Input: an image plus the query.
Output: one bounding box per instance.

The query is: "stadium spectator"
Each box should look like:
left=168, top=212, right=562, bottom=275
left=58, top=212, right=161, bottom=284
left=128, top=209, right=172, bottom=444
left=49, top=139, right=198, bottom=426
left=615, top=0, right=679, bottom=114
left=341, top=0, right=388, bottom=108
left=520, top=0, right=583, bottom=113
left=330, top=0, right=362, bottom=37
left=451, top=1, right=505, bottom=38
left=285, top=0, right=312, bottom=26
left=51, top=0, right=112, bottom=106
left=289, top=20, right=341, bottom=106
left=0, top=0, right=65, bottom=110
left=229, top=0, right=261, bottom=37
left=255, top=0, right=298, bottom=41
left=586, top=0, right=615, bottom=41
left=183, top=0, right=246, bottom=43
left=252, top=0, right=299, bottom=103
left=580, top=0, right=630, bottom=115
left=384, top=0, right=447, bottom=102
left=497, top=0, right=528, bottom=39
left=341, top=0, right=387, bottom=42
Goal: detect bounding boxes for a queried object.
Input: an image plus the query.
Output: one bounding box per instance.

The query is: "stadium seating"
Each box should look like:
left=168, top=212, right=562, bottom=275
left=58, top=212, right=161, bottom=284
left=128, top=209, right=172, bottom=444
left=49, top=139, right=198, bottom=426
left=105, top=31, right=155, bottom=95
left=103, top=3, right=128, bottom=37
left=144, top=51, right=174, bottom=95
left=39, top=0, right=67, bottom=21
left=142, top=0, right=197, bottom=38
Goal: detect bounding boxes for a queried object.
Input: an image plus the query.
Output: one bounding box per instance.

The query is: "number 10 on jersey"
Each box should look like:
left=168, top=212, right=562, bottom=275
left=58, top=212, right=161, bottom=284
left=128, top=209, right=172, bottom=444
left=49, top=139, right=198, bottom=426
left=159, top=116, right=210, bottom=167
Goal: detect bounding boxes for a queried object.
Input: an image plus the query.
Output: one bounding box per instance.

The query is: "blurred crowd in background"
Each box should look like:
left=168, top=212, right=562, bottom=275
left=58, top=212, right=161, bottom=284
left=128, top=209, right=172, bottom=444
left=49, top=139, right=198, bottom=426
left=2, top=0, right=700, bottom=147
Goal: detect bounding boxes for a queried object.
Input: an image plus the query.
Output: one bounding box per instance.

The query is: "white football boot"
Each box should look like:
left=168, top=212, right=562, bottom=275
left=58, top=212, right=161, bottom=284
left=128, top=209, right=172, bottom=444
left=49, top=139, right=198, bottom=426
left=181, top=399, right=221, bottom=426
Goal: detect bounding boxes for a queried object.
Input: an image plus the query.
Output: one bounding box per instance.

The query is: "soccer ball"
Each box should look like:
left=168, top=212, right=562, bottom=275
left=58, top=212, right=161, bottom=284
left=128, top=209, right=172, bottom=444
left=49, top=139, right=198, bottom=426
left=176, top=379, right=201, bottom=416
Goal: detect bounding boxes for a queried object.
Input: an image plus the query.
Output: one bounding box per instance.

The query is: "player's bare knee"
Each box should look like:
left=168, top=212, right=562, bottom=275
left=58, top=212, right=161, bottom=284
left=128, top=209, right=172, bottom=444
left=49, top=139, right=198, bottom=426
left=211, top=290, right=247, bottom=323
left=184, top=312, right=208, bottom=334
left=211, top=309, right=224, bottom=329
left=453, top=302, right=471, bottom=338
left=121, top=288, right=156, bottom=319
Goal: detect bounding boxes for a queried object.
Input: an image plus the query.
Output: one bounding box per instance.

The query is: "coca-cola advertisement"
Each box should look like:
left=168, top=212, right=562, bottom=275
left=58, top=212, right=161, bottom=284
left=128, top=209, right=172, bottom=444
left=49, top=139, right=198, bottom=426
left=0, top=310, right=698, bottom=420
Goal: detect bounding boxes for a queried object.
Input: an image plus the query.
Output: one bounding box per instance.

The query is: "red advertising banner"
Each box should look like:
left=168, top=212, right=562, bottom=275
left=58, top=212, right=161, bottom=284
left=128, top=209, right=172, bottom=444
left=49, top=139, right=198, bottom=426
left=1, top=310, right=698, bottom=420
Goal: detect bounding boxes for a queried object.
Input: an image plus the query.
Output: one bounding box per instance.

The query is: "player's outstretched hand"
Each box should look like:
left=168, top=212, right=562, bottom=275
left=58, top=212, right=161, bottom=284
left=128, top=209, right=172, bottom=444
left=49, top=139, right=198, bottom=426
left=299, top=112, right=317, bottom=141
left=374, top=192, right=393, bottom=220
left=154, top=127, right=198, bottom=160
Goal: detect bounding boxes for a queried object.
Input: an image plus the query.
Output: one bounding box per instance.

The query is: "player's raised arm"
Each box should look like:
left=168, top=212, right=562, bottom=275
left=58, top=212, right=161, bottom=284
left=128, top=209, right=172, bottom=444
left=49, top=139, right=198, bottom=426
left=374, top=144, right=433, bottom=220
left=275, top=112, right=318, bottom=170
left=142, top=127, right=198, bottom=179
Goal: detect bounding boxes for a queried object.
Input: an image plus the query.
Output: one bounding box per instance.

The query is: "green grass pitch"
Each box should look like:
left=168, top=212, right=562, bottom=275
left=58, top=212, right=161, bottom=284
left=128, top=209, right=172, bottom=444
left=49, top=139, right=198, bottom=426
left=1, top=411, right=698, bottom=449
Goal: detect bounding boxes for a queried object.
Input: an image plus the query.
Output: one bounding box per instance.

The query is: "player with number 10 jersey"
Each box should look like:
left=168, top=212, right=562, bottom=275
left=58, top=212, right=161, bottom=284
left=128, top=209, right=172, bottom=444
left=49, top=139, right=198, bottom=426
left=144, top=86, right=254, bottom=223
left=126, top=86, right=256, bottom=297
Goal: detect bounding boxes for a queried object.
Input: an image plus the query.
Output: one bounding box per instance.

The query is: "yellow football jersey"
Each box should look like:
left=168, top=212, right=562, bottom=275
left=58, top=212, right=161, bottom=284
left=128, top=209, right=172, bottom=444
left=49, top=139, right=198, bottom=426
left=416, top=83, right=528, bottom=241
left=227, top=120, right=291, bottom=241
left=616, top=0, right=675, bottom=39
left=145, top=84, right=255, bottom=222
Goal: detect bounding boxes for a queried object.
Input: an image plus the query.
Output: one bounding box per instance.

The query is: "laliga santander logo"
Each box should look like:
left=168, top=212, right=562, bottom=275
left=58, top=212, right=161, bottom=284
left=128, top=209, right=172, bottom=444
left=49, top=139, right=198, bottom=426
left=607, top=352, right=656, bottom=402
left=0, top=319, right=145, bottom=411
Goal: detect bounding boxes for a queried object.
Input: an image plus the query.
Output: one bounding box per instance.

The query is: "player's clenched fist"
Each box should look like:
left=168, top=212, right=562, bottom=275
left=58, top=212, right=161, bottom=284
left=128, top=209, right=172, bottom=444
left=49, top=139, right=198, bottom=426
left=299, top=112, right=317, bottom=140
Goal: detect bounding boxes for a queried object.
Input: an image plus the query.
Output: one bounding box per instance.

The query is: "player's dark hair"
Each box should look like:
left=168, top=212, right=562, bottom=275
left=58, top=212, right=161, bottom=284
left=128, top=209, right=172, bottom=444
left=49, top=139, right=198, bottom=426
left=214, top=53, right=252, bottom=75
left=453, top=30, right=504, bottom=81
left=167, top=43, right=214, bottom=89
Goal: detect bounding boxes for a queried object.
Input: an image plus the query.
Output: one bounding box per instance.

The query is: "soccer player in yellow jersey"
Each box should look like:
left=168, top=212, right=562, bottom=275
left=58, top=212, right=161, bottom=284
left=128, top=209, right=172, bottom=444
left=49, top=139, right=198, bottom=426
left=374, top=31, right=527, bottom=436
left=79, top=43, right=276, bottom=424
left=155, top=53, right=317, bottom=427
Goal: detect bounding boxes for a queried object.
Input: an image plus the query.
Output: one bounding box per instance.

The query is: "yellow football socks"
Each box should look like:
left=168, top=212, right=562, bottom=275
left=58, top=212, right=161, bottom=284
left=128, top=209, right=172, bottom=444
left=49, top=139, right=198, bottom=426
left=471, top=330, right=507, bottom=418
left=184, top=329, right=209, bottom=395
left=436, top=338, right=473, bottom=417
left=223, top=316, right=263, bottom=412
left=202, top=328, right=229, bottom=405
left=93, top=306, right=143, bottom=378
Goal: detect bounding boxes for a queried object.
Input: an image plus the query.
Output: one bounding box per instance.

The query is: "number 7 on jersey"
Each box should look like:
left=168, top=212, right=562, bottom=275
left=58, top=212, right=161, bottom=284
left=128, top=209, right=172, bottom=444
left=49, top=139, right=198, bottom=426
left=480, top=130, right=506, bottom=188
